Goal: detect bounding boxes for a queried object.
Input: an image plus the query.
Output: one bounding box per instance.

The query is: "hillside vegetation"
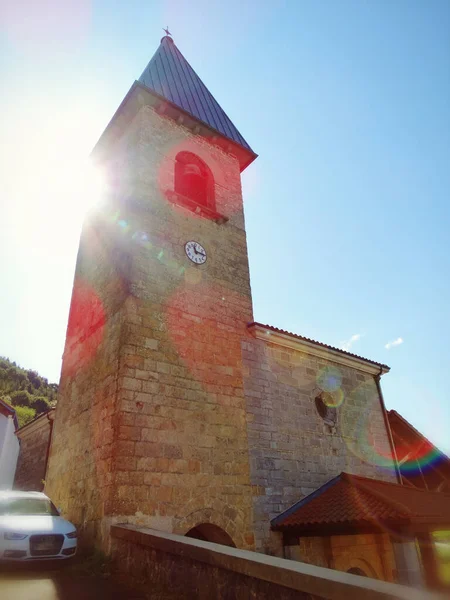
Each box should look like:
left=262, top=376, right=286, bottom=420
left=0, top=357, right=58, bottom=427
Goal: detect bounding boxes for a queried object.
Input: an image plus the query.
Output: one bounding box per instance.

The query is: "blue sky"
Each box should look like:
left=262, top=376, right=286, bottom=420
left=1, top=1, right=449, bottom=453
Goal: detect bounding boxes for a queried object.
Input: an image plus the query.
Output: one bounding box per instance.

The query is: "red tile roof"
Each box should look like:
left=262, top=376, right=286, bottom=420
left=271, top=473, right=450, bottom=533
left=0, top=398, right=18, bottom=430
left=248, top=323, right=389, bottom=370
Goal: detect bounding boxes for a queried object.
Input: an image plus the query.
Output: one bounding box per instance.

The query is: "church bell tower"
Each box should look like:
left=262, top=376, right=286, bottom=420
left=45, top=33, right=258, bottom=550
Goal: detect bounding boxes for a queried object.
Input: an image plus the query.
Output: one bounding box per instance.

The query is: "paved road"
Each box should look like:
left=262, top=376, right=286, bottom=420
left=0, top=564, right=144, bottom=600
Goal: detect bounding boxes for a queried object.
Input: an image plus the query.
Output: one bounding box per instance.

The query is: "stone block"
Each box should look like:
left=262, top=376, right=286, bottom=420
left=145, top=338, right=159, bottom=349
left=135, top=442, right=161, bottom=458
left=119, top=426, right=141, bottom=441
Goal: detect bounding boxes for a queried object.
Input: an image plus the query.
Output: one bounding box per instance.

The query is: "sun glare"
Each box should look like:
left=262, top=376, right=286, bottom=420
left=2, top=94, right=112, bottom=263
left=72, top=159, right=108, bottom=214
left=37, top=155, right=107, bottom=216
left=9, top=146, right=108, bottom=261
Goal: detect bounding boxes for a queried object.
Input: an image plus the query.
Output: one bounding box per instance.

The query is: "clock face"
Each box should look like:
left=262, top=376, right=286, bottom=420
left=185, top=241, right=207, bottom=265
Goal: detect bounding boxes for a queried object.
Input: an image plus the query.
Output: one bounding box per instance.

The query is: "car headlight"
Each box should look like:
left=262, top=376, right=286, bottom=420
left=66, top=530, right=77, bottom=539
left=4, top=532, right=28, bottom=540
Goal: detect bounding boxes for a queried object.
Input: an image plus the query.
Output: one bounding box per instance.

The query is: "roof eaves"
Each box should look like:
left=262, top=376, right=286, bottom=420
left=15, top=407, right=55, bottom=434
left=248, top=323, right=389, bottom=374
left=91, top=81, right=257, bottom=172
left=136, top=81, right=258, bottom=166
left=271, top=474, right=341, bottom=529
left=273, top=516, right=410, bottom=530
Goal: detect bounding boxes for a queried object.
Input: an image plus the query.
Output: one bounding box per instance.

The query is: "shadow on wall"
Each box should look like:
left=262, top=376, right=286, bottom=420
left=185, top=523, right=236, bottom=548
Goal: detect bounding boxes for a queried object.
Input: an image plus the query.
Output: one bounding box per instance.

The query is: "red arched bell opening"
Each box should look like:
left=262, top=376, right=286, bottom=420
left=174, top=152, right=215, bottom=209
left=185, top=523, right=236, bottom=547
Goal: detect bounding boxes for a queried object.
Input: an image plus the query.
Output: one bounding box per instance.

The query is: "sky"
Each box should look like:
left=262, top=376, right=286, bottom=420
left=1, top=1, right=449, bottom=453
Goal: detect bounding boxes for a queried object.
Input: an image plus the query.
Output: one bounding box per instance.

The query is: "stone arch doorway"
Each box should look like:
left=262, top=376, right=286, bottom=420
left=346, top=558, right=379, bottom=579
left=185, top=523, right=236, bottom=547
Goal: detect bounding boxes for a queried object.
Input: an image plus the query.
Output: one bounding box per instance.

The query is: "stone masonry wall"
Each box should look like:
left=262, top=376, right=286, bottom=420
left=330, top=533, right=396, bottom=581
left=291, top=533, right=397, bottom=582
left=287, top=536, right=329, bottom=568
left=45, top=206, right=130, bottom=546
left=101, top=105, right=256, bottom=549
left=14, top=412, right=53, bottom=491
left=243, top=337, right=398, bottom=553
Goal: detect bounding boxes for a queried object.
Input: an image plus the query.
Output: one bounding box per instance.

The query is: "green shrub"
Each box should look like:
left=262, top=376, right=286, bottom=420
left=15, top=405, right=36, bottom=428
left=9, top=390, right=32, bottom=407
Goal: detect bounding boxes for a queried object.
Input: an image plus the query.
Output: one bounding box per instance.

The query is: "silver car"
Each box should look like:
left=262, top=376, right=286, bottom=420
left=0, top=490, right=77, bottom=561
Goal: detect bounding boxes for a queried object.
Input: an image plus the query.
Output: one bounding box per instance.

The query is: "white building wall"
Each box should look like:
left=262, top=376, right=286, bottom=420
left=0, top=414, right=20, bottom=490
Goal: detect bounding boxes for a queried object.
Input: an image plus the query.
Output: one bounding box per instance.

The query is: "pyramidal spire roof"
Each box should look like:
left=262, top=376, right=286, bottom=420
left=139, top=35, right=254, bottom=157
left=92, top=35, right=256, bottom=170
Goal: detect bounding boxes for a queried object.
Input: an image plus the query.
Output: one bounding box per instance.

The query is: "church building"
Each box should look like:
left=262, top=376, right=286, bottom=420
left=44, top=33, right=450, bottom=589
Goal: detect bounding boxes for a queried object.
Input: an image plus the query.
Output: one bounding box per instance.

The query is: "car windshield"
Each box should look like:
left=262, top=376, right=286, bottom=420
left=0, top=497, right=59, bottom=516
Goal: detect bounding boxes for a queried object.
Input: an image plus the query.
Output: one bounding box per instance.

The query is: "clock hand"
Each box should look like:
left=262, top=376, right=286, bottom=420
left=193, top=244, right=205, bottom=256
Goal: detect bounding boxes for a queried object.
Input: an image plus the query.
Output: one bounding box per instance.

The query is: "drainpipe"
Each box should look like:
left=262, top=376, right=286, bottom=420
left=43, top=410, right=54, bottom=491
left=375, top=367, right=402, bottom=484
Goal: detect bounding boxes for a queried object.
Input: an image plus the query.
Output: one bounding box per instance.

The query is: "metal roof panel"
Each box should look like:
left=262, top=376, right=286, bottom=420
left=139, top=36, right=254, bottom=153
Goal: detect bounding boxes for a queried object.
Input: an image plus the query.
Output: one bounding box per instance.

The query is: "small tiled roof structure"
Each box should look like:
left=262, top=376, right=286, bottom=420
left=271, top=472, right=450, bottom=535
left=139, top=36, right=256, bottom=157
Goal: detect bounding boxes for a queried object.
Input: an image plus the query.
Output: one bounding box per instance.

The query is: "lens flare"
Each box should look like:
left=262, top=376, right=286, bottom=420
left=64, top=279, right=105, bottom=375
left=322, top=388, right=344, bottom=408
left=164, top=281, right=250, bottom=394
left=103, top=207, right=187, bottom=278
left=395, top=439, right=445, bottom=476
left=340, top=381, right=395, bottom=471
left=316, top=365, right=342, bottom=393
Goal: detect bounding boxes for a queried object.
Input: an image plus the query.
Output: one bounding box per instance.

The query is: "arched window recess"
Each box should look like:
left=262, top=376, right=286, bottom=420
left=165, top=151, right=228, bottom=224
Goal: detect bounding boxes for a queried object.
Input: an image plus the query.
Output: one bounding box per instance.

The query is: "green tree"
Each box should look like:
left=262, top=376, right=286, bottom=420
left=0, top=356, right=58, bottom=425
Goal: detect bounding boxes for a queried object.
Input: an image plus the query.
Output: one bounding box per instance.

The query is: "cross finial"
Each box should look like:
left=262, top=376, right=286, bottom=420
left=163, top=26, right=172, bottom=37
